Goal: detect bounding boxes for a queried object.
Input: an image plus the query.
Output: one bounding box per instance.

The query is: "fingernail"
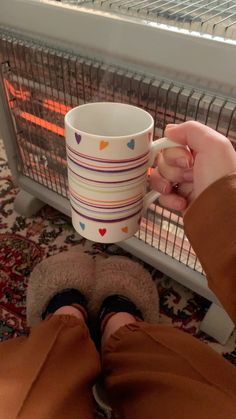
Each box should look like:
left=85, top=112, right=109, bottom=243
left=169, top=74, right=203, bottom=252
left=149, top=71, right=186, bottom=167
left=166, top=124, right=176, bottom=129
left=176, top=158, right=190, bottom=169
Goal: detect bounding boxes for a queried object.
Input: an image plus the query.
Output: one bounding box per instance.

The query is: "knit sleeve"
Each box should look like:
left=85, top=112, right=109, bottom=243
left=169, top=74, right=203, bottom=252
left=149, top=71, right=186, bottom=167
left=184, top=173, right=236, bottom=325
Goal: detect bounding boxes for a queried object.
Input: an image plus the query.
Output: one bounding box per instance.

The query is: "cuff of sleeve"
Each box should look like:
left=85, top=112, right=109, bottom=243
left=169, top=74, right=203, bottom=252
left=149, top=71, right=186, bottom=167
left=183, top=173, right=236, bottom=322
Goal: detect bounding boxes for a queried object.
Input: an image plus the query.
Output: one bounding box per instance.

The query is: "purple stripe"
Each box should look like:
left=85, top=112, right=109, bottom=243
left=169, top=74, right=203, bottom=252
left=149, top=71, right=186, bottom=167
left=68, top=155, right=147, bottom=173
left=71, top=204, right=141, bottom=223
left=71, top=196, right=142, bottom=215
left=70, top=191, right=143, bottom=210
left=68, top=166, right=146, bottom=184
left=67, top=144, right=149, bottom=164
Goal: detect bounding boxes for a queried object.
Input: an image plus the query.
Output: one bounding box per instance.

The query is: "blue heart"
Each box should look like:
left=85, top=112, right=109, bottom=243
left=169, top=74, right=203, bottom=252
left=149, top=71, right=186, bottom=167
left=79, top=222, right=85, bottom=230
left=127, top=139, right=135, bottom=150
left=75, top=132, right=81, bottom=144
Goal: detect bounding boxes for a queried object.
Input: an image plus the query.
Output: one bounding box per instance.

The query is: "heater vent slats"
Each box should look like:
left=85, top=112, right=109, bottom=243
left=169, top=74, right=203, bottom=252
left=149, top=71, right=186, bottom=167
left=55, top=0, right=236, bottom=41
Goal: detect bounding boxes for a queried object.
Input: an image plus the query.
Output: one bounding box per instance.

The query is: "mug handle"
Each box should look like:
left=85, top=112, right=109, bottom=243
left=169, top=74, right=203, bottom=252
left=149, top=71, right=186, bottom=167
left=143, top=137, right=183, bottom=214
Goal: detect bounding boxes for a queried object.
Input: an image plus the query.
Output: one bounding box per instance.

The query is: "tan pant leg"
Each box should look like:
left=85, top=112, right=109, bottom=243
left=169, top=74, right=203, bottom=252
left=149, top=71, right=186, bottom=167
left=102, top=322, right=236, bottom=419
left=0, top=315, right=100, bottom=419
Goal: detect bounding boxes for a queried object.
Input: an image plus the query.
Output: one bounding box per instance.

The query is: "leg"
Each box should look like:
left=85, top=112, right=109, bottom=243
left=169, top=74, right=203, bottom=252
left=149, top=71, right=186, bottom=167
left=102, top=320, right=236, bottom=419
left=92, top=256, right=236, bottom=419
left=0, top=249, right=102, bottom=419
left=0, top=314, right=100, bottom=419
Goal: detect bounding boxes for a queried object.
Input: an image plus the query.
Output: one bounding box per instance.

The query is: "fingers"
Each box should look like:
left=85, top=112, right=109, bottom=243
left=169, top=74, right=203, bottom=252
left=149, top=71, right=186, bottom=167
left=150, top=168, right=193, bottom=196
left=165, top=121, right=230, bottom=152
left=161, top=146, right=193, bottom=169
left=149, top=169, right=193, bottom=212
left=152, top=121, right=235, bottom=212
left=151, top=153, right=193, bottom=185
left=149, top=170, right=172, bottom=194
left=158, top=193, right=187, bottom=212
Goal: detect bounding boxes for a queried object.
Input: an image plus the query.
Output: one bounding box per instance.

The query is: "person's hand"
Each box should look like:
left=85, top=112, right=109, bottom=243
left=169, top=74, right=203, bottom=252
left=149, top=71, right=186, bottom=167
left=150, top=121, right=236, bottom=212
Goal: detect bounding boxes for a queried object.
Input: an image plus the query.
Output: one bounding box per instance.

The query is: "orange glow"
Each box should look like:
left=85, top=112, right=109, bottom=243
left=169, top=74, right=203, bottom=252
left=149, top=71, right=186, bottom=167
left=4, top=80, right=72, bottom=116
left=148, top=167, right=154, bottom=176
left=20, top=112, right=65, bottom=136
left=43, top=99, right=72, bottom=115
left=4, top=79, right=30, bottom=101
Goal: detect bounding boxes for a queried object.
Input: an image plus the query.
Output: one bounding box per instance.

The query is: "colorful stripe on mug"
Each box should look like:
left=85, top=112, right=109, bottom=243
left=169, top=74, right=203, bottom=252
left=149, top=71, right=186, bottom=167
left=70, top=188, right=143, bottom=210
left=70, top=195, right=142, bottom=217
left=67, top=154, right=148, bottom=174
left=67, top=144, right=149, bottom=163
left=71, top=204, right=141, bottom=223
left=68, top=166, right=147, bottom=185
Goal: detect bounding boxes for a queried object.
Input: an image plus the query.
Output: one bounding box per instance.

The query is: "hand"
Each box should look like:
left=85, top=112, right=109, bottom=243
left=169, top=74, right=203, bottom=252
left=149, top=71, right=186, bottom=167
left=150, top=121, right=236, bottom=212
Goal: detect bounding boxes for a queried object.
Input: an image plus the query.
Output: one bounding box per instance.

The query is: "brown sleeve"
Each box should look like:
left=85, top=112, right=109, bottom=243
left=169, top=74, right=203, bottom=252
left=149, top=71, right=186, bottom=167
left=183, top=173, right=236, bottom=325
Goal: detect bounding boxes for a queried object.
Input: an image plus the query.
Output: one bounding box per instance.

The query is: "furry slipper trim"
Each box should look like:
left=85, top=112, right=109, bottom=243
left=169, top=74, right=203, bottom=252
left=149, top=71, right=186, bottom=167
left=90, top=256, right=159, bottom=324
left=27, top=249, right=95, bottom=327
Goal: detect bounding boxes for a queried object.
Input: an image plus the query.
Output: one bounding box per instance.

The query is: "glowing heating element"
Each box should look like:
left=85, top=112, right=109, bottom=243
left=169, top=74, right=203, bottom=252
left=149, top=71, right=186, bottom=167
left=4, top=80, right=155, bottom=177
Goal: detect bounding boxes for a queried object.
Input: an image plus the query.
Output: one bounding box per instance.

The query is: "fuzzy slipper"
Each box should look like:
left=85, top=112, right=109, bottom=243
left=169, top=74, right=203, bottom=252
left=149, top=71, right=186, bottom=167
left=91, top=256, right=159, bottom=325
left=26, top=248, right=95, bottom=327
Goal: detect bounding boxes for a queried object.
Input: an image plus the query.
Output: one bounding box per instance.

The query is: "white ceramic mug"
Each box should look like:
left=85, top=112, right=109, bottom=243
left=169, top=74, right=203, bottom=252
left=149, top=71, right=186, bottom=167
left=65, top=102, right=178, bottom=243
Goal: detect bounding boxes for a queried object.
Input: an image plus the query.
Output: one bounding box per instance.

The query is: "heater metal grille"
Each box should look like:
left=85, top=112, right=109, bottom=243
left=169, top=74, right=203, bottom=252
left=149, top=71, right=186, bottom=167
left=56, top=0, right=236, bottom=41
left=1, top=29, right=236, bottom=274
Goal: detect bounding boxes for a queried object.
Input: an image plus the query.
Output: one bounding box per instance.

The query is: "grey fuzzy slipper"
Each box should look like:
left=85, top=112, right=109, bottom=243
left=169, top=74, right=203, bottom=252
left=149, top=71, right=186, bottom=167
left=91, top=256, right=159, bottom=323
left=26, top=248, right=95, bottom=327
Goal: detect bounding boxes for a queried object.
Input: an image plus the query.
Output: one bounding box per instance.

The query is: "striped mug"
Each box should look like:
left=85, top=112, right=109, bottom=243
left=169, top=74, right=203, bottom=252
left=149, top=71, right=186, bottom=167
left=65, top=102, right=178, bottom=243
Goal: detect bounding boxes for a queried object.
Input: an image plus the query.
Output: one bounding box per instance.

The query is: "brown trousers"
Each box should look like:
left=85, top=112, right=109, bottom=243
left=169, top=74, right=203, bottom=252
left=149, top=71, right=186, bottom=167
left=0, top=314, right=235, bottom=419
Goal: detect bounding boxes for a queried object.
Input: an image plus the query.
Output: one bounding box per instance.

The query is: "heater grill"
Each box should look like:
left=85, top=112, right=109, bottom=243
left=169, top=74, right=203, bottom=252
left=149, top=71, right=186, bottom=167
left=56, top=0, right=236, bottom=41
left=1, top=28, right=236, bottom=275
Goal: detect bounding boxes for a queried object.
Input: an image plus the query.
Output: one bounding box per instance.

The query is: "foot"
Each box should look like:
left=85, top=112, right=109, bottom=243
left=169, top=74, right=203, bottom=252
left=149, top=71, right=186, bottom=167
left=92, top=255, right=160, bottom=413
left=94, top=308, right=139, bottom=412
left=91, top=256, right=160, bottom=327
left=101, top=312, right=136, bottom=347
left=95, top=294, right=143, bottom=348
left=53, top=305, right=86, bottom=322
left=27, top=249, right=95, bottom=327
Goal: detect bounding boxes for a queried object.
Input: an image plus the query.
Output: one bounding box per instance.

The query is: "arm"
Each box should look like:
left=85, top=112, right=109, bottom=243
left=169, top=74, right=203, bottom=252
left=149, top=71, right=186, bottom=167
left=150, top=121, right=236, bottom=324
left=184, top=174, right=236, bottom=324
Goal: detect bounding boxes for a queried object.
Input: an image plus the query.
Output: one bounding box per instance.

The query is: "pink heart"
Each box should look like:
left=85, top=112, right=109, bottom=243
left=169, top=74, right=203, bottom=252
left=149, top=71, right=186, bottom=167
left=75, top=132, right=81, bottom=144
left=99, top=228, right=107, bottom=237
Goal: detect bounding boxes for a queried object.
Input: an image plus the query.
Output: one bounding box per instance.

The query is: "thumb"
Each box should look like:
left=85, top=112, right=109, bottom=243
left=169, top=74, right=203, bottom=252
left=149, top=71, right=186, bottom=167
left=165, top=121, right=227, bottom=153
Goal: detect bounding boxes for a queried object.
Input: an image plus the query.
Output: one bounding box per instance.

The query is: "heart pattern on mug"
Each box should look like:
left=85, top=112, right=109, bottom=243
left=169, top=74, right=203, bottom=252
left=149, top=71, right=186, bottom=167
left=127, top=139, right=135, bottom=150
left=121, top=226, right=128, bottom=233
left=99, top=228, right=107, bottom=236
left=100, top=140, right=109, bottom=150
left=75, top=132, right=81, bottom=144
left=79, top=222, right=85, bottom=230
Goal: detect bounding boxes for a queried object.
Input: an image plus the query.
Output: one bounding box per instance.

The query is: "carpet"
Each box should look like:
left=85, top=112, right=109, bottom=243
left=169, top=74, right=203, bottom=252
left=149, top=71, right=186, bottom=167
left=0, top=138, right=235, bottom=417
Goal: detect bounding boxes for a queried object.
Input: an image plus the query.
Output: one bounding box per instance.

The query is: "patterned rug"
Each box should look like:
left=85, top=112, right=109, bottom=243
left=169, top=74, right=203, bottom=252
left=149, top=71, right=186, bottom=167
left=0, top=138, right=235, bottom=417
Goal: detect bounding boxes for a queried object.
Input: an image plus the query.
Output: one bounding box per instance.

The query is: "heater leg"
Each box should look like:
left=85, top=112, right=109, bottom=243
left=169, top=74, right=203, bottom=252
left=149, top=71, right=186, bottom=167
left=200, top=303, right=235, bottom=344
left=14, top=189, right=45, bottom=217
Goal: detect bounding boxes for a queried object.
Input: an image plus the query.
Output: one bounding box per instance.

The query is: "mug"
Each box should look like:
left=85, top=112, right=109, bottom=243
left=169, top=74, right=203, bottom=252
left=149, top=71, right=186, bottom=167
left=65, top=102, right=178, bottom=243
